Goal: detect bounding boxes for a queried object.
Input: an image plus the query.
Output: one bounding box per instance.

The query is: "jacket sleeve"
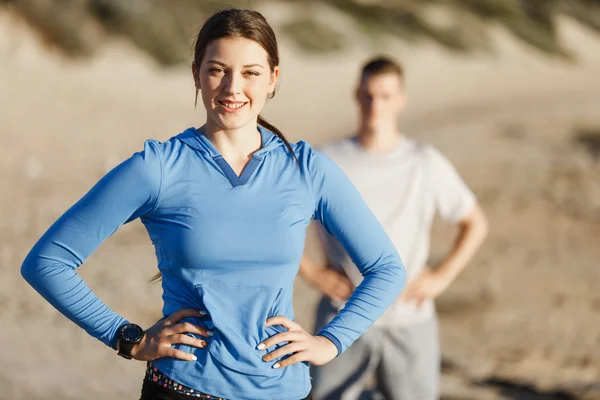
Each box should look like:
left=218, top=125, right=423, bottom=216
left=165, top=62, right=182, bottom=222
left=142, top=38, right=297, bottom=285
left=21, top=140, right=163, bottom=349
left=307, top=149, right=406, bottom=355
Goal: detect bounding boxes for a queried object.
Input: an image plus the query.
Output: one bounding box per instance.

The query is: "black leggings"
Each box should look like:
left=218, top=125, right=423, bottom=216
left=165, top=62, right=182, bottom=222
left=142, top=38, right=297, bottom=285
left=140, top=375, right=313, bottom=400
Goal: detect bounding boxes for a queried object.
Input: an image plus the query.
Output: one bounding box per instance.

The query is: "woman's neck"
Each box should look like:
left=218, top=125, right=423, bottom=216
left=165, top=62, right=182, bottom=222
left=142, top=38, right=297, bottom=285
left=201, top=119, right=262, bottom=161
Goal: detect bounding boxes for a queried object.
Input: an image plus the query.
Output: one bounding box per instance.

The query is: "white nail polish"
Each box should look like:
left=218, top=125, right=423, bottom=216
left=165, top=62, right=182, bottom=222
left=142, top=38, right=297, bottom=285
left=273, top=363, right=280, bottom=369
left=206, top=330, right=214, bottom=336
left=191, top=355, right=197, bottom=361
left=199, top=310, right=207, bottom=315
left=257, top=343, right=265, bottom=350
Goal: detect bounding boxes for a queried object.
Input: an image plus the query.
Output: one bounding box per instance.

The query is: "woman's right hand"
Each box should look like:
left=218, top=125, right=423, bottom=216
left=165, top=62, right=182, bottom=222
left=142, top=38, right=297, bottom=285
left=131, top=308, right=212, bottom=362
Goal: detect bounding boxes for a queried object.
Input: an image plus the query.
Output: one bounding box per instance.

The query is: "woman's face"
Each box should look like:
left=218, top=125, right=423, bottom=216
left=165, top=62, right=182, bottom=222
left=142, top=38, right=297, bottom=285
left=194, top=37, right=279, bottom=131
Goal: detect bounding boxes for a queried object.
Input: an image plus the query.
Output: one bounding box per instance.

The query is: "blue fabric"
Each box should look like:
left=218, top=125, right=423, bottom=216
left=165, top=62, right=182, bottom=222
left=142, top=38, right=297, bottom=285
left=21, top=126, right=406, bottom=400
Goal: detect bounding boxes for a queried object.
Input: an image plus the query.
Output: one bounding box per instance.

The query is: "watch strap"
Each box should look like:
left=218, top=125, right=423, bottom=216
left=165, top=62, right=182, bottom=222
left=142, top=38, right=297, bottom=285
left=117, top=340, right=136, bottom=360
left=116, top=324, right=144, bottom=360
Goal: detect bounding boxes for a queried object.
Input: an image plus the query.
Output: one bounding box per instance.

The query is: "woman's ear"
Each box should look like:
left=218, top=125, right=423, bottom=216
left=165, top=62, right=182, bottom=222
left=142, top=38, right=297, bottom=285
left=268, top=65, right=280, bottom=95
left=192, top=62, right=201, bottom=89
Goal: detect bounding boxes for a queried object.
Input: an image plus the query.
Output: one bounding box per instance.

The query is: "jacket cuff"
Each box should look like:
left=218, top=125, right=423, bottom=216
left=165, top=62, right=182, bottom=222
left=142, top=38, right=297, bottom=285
left=317, top=331, right=342, bottom=356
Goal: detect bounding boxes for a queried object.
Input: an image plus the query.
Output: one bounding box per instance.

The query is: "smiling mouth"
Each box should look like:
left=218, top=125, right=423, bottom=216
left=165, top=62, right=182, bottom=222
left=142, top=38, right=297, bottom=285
left=218, top=100, right=247, bottom=112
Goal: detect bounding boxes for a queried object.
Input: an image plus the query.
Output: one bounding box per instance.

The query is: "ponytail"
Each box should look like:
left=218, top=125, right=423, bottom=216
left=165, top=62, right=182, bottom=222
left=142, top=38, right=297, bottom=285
left=257, top=115, right=299, bottom=165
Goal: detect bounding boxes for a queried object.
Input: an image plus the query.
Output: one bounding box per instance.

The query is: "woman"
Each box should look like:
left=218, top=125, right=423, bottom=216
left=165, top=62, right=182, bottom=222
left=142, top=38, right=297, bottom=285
left=21, top=8, right=406, bottom=400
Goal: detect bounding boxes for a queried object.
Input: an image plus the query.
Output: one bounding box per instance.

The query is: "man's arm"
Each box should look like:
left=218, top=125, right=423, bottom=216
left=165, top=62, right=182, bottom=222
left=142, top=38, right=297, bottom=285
left=403, top=203, right=488, bottom=305
left=434, top=202, right=488, bottom=281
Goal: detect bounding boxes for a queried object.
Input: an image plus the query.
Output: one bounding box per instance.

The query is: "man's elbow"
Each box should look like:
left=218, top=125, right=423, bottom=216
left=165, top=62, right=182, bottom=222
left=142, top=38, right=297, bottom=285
left=461, top=203, right=489, bottom=239
left=471, top=203, right=489, bottom=239
left=477, top=205, right=490, bottom=238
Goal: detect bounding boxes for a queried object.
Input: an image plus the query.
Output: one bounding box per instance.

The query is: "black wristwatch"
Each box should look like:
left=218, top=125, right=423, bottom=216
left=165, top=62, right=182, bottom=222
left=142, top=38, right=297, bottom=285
left=117, top=323, right=145, bottom=360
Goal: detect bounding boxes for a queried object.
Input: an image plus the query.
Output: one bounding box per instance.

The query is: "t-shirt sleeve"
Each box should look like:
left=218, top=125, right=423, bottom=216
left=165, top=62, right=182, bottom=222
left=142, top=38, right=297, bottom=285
left=307, top=149, right=407, bottom=355
left=20, top=140, right=163, bottom=349
left=427, top=147, right=476, bottom=223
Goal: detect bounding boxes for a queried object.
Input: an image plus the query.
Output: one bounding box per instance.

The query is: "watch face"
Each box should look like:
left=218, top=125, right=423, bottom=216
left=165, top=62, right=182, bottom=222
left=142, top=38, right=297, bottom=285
left=121, top=324, right=144, bottom=343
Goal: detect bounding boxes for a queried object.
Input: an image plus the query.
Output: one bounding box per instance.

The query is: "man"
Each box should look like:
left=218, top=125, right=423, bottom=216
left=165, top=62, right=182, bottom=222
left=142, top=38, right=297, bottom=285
left=300, top=57, right=489, bottom=400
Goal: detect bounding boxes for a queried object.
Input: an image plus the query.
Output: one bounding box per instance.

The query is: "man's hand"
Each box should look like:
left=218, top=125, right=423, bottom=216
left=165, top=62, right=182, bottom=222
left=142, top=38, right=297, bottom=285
left=306, top=266, right=354, bottom=303
left=401, top=268, right=452, bottom=308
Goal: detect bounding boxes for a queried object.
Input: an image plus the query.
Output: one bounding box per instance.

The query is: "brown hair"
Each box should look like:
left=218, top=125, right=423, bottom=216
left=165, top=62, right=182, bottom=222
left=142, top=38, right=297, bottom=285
left=361, top=56, right=404, bottom=81
left=151, top=9, right=296, bottom=283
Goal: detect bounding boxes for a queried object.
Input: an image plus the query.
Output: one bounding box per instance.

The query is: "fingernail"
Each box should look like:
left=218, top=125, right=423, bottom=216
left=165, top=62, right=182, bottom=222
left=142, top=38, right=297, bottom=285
left=206, top=330, right=214, bottom=337
left=191, top=355, right=197, bottom=361
left=199, top=310, right=207, bottom=316
left=257, top=343, right=265, bottom=350
left=200, top=341, right=207, bottom=347
left=273, top=363, right=280, bottom=369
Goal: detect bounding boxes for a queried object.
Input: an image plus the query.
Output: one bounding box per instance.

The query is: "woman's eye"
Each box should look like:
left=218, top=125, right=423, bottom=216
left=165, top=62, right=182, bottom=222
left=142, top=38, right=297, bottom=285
left=209, top=68, right=225, bottom=74
left=244, top=71, right=260, bottom=76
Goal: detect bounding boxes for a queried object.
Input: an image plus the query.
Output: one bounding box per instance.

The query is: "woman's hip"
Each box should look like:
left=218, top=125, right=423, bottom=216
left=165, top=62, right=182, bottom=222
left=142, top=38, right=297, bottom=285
left=140, top=362, right=312, bottom=400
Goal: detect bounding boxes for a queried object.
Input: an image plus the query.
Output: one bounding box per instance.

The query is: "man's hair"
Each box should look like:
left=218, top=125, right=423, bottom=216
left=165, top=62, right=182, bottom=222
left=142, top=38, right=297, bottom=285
left=361, top=56, right=404, bottom=80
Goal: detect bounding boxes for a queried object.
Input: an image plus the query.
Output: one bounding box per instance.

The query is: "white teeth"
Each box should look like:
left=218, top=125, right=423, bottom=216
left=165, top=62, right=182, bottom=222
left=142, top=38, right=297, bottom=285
left=221, top=102, right=244, bottom=109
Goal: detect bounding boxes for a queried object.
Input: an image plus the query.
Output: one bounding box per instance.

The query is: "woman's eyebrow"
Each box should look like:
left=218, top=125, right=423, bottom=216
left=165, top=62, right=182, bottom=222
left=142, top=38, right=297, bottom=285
left=205, top=60, right=227, bottom=66
left=205, top=60, right=264, bottom=69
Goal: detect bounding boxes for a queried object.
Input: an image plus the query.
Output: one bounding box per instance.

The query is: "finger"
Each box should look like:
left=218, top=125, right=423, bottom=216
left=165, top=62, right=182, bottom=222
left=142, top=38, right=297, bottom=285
left=169, top=333, right=208, bottom=349
left=400, top=282, right=414, bottom=296
left=405, top=287, right=425, bottom=304
left=399, top=288, right=408, bottom=301
left=403, top=282, right=421, bottom=298
left=400, top=288, right=411, bottom=301
left=265, top=316, right=299, bottom=331
left=164, top=309, right=207, bottom=325
left=415, top=297, right=425, bottom=309
left=406, top=280, right=419, bottom=290
left=333, top=274, right=353, bottom=289
left=258, top=331, right=303, bottom=351
left=262, top=342, right=305, bottom=362
left=162, top=345, right=198, bottom=361
left=330, top=294, right=344, bottom=303
left=328, top=288, right=345, bottom=302
left=334, top=281, right=349, bottom=293
left=336, top=283, right=353, bottom=300
left=340, top=276, right=353, bottom=287
left=332, top=292, right=350, bottom=303
left=402, top=291, right=419, bottom=303
left=170, top=322, right=213, bottom=338
left=407, top=290, right=424, bottom=302
left=272, top=353, right=305, bottom=369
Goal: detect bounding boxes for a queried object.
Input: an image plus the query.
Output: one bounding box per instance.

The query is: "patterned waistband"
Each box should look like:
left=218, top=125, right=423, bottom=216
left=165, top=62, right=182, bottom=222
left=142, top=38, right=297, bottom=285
left=145, top=362, right=227, bottom=399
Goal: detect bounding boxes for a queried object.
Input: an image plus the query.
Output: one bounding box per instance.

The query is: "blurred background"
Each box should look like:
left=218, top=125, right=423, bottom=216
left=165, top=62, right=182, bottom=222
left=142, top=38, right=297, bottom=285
left=1, top=1, right=599, bottom=399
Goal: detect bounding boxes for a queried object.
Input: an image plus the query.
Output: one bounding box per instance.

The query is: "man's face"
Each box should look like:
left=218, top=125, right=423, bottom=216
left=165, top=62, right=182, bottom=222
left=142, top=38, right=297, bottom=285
left=356, top=72, right=406, bottom=129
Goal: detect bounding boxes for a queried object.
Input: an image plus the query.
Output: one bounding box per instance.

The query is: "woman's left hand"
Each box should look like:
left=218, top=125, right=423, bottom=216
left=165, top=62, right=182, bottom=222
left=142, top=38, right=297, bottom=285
left=258, top=316, right=338, bottom=369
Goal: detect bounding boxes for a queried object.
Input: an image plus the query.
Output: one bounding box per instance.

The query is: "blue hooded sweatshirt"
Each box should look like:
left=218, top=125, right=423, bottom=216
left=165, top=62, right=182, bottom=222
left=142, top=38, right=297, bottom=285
left=21, top=126, right=406, bottom=400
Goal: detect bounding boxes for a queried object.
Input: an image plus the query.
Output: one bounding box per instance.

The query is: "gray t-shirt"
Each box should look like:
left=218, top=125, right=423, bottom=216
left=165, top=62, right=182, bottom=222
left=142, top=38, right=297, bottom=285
left=319, top=136, right=476, bottom=326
